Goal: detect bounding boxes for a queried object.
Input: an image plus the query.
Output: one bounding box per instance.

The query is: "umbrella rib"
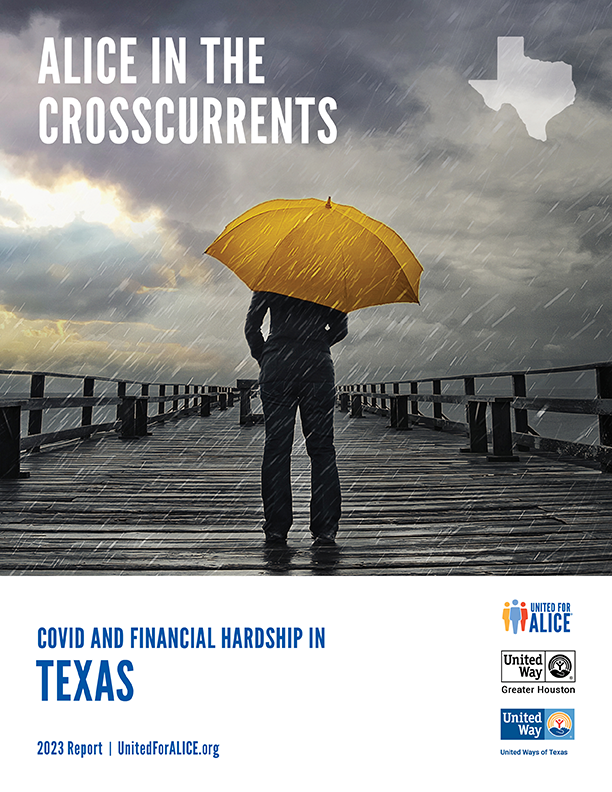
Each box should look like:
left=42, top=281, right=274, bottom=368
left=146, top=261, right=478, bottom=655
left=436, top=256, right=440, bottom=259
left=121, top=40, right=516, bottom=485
left=332, top=210, right=422, bottom=302
left=339, top=237, right=351, bottom=310
left=211, top=205, right=308, bottom=246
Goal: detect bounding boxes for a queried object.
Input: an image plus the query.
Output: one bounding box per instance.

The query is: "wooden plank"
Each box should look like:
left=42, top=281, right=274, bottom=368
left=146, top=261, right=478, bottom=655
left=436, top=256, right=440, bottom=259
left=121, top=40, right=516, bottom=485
left=1, top=409, right=611, bottom=575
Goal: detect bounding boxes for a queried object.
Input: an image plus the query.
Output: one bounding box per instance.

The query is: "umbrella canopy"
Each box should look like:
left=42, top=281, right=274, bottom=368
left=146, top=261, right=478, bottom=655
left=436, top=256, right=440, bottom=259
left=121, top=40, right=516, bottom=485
left=205, top=197, right=423, bottom=313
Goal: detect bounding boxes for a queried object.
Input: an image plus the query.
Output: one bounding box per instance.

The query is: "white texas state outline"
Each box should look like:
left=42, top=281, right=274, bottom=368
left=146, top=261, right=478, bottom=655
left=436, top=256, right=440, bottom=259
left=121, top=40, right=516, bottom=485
left=469, top=37, right=576, bottom=141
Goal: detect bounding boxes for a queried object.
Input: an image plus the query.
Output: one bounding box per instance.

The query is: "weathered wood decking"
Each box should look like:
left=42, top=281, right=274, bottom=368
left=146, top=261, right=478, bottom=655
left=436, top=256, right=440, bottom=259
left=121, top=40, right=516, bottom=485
left=1, top=407, right=611, bottom=575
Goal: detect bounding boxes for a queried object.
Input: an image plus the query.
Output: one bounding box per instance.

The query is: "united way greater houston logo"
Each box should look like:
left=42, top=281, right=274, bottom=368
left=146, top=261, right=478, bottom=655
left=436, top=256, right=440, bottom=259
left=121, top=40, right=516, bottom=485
left=501, top=651, right=576, bottom=683
left=502, top=600, right=572, bottom=633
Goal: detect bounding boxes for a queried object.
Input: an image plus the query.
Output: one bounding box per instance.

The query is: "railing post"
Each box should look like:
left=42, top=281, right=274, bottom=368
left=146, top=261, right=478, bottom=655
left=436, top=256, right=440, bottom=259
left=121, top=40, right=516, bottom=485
left=158, top=384, right=166, bottom=418
left=488, top=398, right=519, bottom=462
left=136, top=384, right=149, bottom=436
left=135, top=397, right=150, bottom=436
left=173, top=384, right=179, bottom=413
left=339, top=392, right=349, bottom=412
left=370, top=383, right=377, bottom=409
left=119, top=395, right=137, bottom=439
left=461, top=377, right=488, bottom=454
left=28, top=373, right=45, bottom=452
left=390, top=383, right=399, bottom=428
left=596, top=365, right=612, bottom=473
left=0, top=405, right=28, bottom=478
left=350, top=393, right=363, bottom=418
left=227, top=390, right=234, bottom=408
left=380, top=382, right=387, bottom=410
left=410, top=382, right=419, bottom=420
left=239, top=382, right=250, bottom=424
left=219, top=392, right=227, bottom=411
left=396, top=394, right=409, bottom=430
left=433, top=379, right=442, bottom=428
left=116, top=382, right=126, bottom=422
left=237, top=380, right=256, bottom=424
left=81, top=377, right=94, bottom=432
left=512, top=373, right=530, bottom=451
left=200, top=390, right=211, bottom=417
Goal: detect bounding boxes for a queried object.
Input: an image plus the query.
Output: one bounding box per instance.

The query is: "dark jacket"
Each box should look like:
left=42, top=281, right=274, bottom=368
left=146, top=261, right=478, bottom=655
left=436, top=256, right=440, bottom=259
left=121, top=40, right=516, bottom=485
left=245, top=291, right=348, bottom=364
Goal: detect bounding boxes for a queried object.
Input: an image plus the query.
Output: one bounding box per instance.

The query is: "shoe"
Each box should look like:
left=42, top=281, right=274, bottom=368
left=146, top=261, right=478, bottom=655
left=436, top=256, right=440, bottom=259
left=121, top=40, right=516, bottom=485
left=311, top=534, right=337, bottom=546
left=264, top=533, right=288, bottom=546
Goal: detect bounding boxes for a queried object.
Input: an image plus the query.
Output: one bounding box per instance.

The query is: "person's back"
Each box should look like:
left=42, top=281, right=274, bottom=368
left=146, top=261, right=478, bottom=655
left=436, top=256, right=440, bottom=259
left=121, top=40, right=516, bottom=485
left=246, top=290, right=347, bottom=361
left=245, top=291, right=348, bottom=545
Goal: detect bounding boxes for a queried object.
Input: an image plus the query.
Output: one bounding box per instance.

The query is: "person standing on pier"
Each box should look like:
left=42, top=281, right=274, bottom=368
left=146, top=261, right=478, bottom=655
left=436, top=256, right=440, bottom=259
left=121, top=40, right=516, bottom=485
left=206, top=196, right=422, bottom=545
left=245, top=291, right=348, bottom=546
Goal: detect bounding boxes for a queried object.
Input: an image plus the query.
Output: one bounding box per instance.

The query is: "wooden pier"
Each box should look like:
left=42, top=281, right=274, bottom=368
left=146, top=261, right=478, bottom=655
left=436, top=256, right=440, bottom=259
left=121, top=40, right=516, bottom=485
left=1, top=405, right=611, bottom=576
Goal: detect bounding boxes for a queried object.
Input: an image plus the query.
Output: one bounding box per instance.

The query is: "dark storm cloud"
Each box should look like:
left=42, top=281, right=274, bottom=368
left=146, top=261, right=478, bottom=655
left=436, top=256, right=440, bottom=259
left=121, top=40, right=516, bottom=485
left=5, top=0, right=611, bottom=69
left=0, top=220, right=170, bottom=319
left=160, top=217, right=235, bottom=283
left=422, top=256, right=474, bottom=294
left=410, top=140, right=474, bottom=170
left=1, top=266, right=157, bottom=319
left=256, top=34, right=427, bottom=135
left=561, top=34, right=612, bottom=110
left=536, top=192, right=612, bottom=258
left=0, top=0, right=425, bottom=35
left=161, top=217, right=216, bottom=259
left=0, top=0, right=184, bottom=35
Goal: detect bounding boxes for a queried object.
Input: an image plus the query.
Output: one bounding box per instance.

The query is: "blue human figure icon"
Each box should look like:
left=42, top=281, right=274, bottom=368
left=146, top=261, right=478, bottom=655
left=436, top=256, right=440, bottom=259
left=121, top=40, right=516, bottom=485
left=509, top=599, right=521, bottom=634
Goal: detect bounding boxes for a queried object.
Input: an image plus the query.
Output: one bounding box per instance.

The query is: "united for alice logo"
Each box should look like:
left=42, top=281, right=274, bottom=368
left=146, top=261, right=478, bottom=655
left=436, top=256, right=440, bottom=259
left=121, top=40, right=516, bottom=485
left=502, top=600, right=572, bottom=633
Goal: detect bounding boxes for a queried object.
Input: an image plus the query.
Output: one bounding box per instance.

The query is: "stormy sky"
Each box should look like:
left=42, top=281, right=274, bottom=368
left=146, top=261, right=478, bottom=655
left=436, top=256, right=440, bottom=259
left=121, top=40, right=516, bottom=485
left=0, top=0, right=610, bottom=388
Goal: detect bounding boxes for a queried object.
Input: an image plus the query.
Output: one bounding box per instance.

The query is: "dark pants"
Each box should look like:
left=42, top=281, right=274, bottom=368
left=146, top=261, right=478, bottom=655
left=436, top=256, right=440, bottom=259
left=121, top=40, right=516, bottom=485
left=259, top=347, right=341, bottom=539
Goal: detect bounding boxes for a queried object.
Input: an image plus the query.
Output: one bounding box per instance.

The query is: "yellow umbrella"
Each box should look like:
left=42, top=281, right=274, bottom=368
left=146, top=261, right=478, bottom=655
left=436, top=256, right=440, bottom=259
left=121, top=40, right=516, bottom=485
left=205, top=196, right=423, bottom=313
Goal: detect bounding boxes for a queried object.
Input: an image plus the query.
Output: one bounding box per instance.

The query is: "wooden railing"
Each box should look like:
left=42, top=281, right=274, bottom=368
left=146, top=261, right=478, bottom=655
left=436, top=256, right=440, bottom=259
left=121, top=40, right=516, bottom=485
left=0, top=368, right=236, bottom=479
left=5, top=362, right=611, bottom=480
left=339, top=361, right=612, bottom=473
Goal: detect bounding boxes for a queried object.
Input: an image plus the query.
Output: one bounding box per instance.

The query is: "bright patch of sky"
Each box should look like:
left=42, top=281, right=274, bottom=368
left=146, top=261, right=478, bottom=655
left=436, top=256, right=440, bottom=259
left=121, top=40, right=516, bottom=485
left=0, top=160, right=163, bottom=237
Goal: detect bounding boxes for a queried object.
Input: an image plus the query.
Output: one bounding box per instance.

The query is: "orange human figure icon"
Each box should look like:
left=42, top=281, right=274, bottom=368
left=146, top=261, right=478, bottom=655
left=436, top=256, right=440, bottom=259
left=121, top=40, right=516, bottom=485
left=502, top=601, right=510, bottom=631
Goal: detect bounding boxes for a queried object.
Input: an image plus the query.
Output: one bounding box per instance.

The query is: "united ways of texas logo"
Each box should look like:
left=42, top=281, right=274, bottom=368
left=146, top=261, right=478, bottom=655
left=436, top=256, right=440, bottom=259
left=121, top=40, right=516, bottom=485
left=501, top=709, right=575, bottom=740
left=502, top=600, right=572, bottom=634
